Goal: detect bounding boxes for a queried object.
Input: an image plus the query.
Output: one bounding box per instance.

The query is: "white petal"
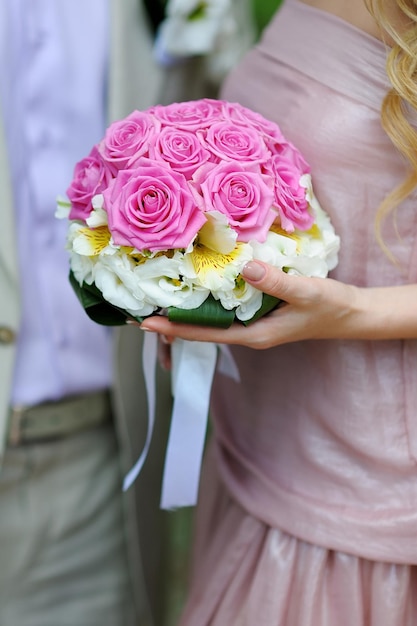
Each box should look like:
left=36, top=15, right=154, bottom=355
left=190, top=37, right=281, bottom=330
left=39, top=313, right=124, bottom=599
left=198, top=211, right=237, bottom=254
left=55, top=196, right=71, bottom=219
left=87, top=205, right=108, bottom=227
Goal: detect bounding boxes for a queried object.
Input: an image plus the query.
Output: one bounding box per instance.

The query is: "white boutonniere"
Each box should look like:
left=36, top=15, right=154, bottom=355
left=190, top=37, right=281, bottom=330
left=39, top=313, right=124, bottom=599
left=155, top=0, right=256, bottom=81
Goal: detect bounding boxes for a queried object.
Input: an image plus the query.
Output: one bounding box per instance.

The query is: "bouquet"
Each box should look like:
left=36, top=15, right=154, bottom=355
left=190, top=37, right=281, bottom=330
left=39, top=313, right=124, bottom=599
left=57, top=98, right=340, bottom=330
left=57, top=98, right=340, bottom=507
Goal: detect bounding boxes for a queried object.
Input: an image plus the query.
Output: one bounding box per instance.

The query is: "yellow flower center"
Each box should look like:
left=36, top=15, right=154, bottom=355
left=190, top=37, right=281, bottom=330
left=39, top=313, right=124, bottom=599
left=305, top=223, right=321, bottom=238
left=270, top=223, right=299, bottom=239
left=270, top=222, right=321, bottom=239
left=78, top=226, right=111, bottom=255
left=191, top=242, right=244, bottom=279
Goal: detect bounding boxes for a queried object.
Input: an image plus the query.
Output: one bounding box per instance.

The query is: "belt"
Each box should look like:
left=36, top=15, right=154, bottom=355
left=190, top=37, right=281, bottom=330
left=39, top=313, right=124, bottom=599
left=7, top=390, right=112, bottom=447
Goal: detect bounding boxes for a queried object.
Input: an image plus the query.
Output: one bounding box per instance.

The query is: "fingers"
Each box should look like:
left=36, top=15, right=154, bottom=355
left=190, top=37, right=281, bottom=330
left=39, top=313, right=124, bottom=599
left=141, top=312, right=280, bottom=348
left=242, top=261, right=300, bottom=302
left=141, top=316, right=236, bottom=343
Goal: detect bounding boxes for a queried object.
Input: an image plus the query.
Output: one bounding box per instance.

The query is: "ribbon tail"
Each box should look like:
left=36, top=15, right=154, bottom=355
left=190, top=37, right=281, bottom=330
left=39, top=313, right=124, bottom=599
left=217, top=343, right=241, bottom=382
left=160, top=339, right=218, bottom=509
left=122, top=330, right=158, bottom=491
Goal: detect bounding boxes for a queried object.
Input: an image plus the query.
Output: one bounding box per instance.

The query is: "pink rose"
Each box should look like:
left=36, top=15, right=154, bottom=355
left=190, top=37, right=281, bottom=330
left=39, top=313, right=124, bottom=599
left=269, top=155, right=313, bottom=232
left=66, top=146, right=112, bottom=221
left=150, top=99, right=224, bottom=131
left=98, top=111, right=160, bottom=174
left=149, top=127, right=212, bottom=179
left=194, top=162, right=276, bottom=243
left=269, top=140, right=311, bottom=175
left=201, top=121, right=270, bottom=164
left=223, top=101, right=286, bottom=145
left=103, top=160, right=207, bottom=252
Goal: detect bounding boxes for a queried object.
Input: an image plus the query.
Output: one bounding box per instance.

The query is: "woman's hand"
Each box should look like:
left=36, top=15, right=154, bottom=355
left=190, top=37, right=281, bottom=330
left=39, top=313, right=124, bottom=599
left=139, top=261, right=417, bottom=348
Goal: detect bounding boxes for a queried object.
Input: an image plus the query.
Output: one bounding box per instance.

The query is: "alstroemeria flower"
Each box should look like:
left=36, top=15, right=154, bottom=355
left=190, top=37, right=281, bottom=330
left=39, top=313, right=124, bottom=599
left=194, top=162, right=276, bottom=243
left=182, top=240, right=253, bottom=292
left=103, top=160, right=207, bottom=252
left=69, top=223, right=112, bottom=258
left=197, top=211, right=237, bottom=254
left=66, top=146, right=112, bottom=222
left=99, top=111, right=161, bottom=174
left=67, top=223, right=104, bottom=286
left=86, top=201, right=108, bottom=228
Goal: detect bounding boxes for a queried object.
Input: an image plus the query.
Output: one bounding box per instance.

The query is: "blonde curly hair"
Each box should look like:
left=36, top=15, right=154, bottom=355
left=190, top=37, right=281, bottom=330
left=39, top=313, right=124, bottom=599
left=366, top=0, right=417, bottom=256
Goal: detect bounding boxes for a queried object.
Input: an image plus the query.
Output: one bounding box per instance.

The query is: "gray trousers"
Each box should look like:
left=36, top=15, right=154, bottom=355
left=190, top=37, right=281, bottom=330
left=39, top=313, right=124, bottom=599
left=0, top=424, right=138, bottom=626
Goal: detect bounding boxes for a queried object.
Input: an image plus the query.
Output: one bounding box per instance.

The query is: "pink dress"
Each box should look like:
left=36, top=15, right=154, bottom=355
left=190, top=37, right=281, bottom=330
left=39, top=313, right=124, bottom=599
left=179, top=1, right=417, bottom=625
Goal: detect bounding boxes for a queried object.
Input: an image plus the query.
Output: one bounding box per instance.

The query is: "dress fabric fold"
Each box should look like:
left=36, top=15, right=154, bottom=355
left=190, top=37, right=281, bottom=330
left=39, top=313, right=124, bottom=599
left=178, top=1, right=417, bottom=624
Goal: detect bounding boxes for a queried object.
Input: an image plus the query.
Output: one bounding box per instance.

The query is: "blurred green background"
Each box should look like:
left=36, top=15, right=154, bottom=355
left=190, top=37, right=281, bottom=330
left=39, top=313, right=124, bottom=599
left=253, top=0, right=283, bottom=34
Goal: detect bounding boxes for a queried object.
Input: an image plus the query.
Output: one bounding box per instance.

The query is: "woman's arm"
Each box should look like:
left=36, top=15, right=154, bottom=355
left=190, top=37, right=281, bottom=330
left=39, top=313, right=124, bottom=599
left=139, top=260, right=417, bottom=349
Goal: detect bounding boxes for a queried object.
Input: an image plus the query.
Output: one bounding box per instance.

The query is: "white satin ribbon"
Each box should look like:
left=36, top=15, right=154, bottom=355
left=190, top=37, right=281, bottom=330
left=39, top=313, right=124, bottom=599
left=161, top=338, right=218, bottom=509
left=123, top=334, right=240, bottom=509
left=217, top=344, right=240, bottom=383
left=122, top=330, right=158, bottom=491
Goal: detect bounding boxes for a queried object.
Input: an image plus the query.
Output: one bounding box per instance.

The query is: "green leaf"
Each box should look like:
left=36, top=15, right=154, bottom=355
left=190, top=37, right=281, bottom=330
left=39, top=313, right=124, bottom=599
left=252, top=0, right=283, bottom=35
left=168, top=294, right=236, bottom=328
left=69, top=271, right=280, bottom=330
left=69, top=271, right=144, bottom=326
left=243, top=293, right=281, bottom=326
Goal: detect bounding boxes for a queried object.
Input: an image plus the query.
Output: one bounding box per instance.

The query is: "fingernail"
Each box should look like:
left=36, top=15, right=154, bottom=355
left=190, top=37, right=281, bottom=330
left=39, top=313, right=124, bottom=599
left=242, top=261, right=266, bottom=282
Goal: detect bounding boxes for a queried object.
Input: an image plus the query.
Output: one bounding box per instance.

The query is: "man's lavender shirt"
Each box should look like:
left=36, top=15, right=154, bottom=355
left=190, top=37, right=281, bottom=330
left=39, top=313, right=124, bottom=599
left=0, top=0, right=113, bottom=406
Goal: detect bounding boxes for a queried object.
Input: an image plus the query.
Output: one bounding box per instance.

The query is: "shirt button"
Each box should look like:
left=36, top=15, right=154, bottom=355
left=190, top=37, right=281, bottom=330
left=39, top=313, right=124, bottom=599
left=0, top=327, right=16, bottom=344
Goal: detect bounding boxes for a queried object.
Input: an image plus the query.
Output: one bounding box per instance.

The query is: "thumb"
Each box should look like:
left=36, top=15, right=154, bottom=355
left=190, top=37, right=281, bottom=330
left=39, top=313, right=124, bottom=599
left=242, top=261, right=299, bottom=301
